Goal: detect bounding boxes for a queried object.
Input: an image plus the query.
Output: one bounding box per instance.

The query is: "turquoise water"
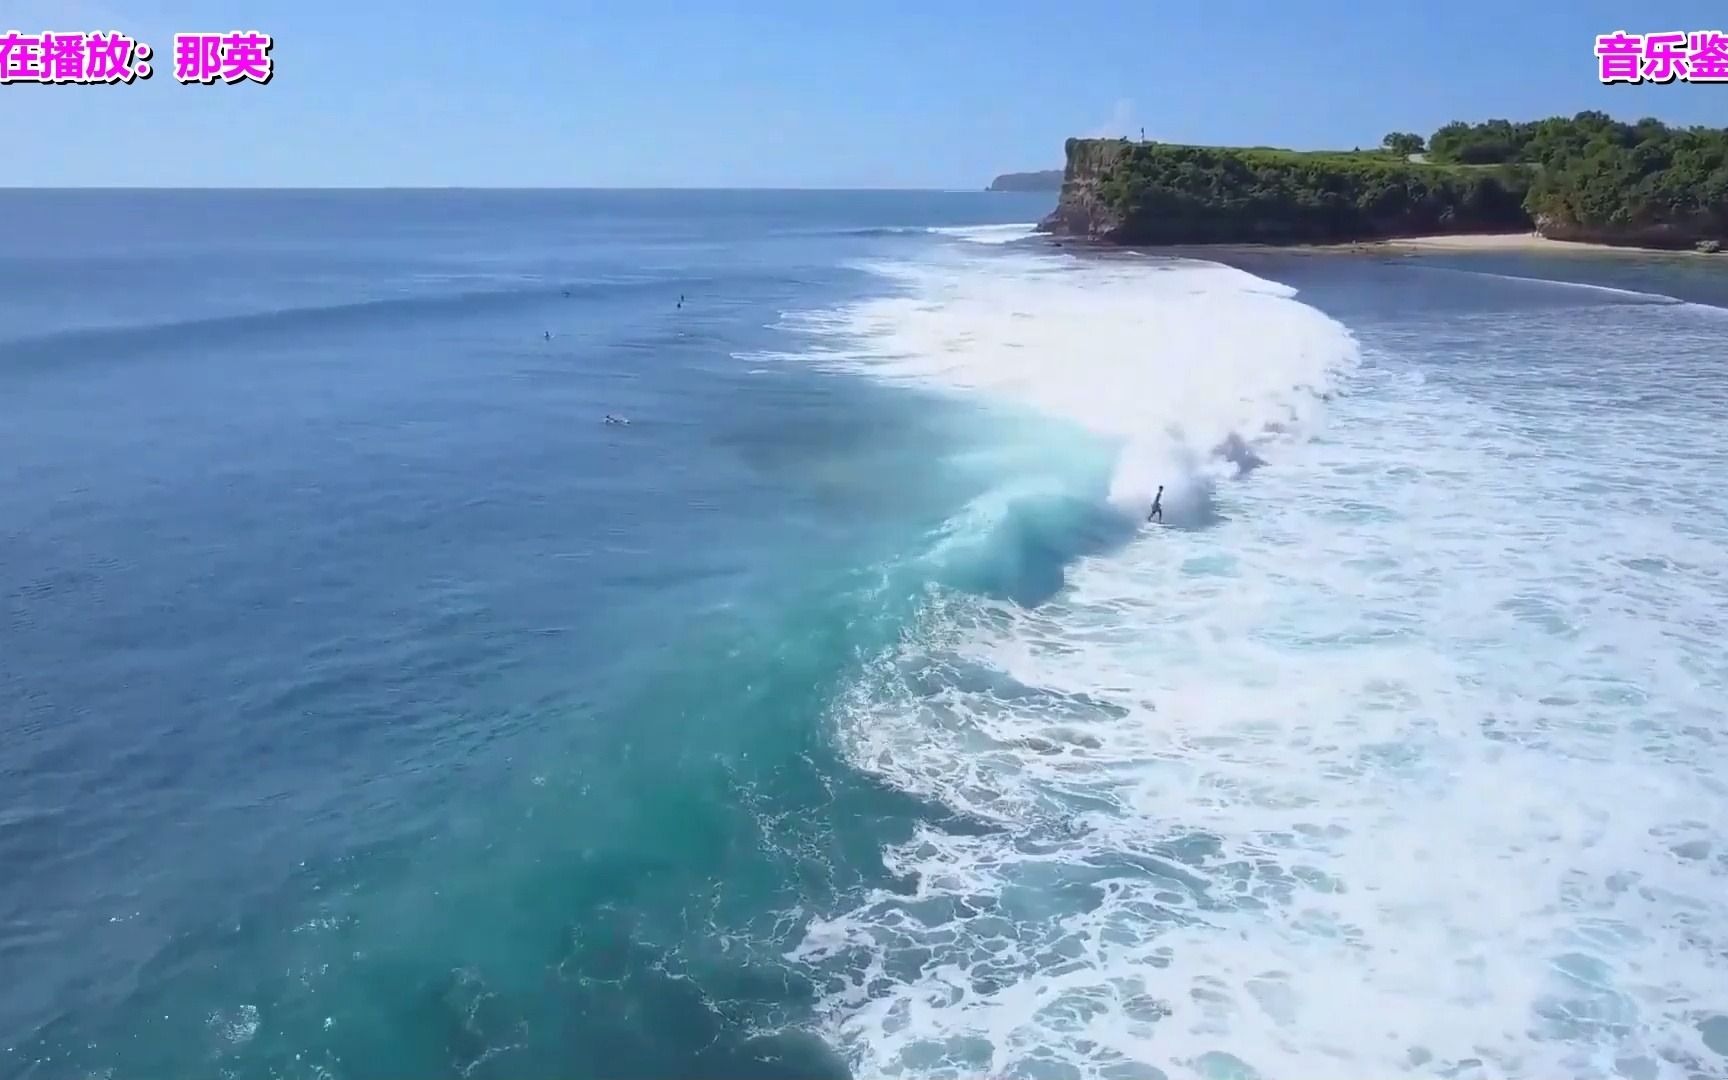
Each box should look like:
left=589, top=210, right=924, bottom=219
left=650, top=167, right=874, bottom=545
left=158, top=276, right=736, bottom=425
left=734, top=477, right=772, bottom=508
left=3, top=193, right=1726, bottom=1080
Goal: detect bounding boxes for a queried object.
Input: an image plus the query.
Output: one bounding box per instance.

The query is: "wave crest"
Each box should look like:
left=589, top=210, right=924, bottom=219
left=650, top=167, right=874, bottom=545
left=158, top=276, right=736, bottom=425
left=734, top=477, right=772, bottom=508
left=782, top=248, right=1358, bottom=527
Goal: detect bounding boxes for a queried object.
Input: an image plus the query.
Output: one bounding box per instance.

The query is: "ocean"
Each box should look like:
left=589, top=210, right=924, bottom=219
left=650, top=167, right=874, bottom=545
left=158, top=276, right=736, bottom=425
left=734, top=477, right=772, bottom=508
left=2, top=190, right=1726, bottom=1080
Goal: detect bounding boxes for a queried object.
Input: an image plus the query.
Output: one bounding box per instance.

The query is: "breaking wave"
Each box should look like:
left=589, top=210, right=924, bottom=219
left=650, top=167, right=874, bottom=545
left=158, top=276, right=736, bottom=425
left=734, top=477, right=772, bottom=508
left=767, top=240, right=1728, bottom=1080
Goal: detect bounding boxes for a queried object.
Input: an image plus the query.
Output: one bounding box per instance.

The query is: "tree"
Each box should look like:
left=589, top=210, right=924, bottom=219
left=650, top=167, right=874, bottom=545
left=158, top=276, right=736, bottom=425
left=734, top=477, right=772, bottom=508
left=1424, top=113, right=1728, bottom=233
left=1079, top=141, right=1530, bottom=243
left=1382, top=132, right=1426, bottom=156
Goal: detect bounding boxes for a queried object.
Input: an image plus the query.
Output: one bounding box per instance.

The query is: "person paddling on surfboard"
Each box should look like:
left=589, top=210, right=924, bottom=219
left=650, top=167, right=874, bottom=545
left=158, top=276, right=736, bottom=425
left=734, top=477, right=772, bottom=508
left=1147, top=486, right=1163, bottom=524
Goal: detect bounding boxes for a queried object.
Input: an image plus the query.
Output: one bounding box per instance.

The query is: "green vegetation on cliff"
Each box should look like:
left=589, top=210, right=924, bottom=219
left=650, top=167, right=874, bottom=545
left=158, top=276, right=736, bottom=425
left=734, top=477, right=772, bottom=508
left=1046, top=113, right=1727, bottom=248
left=1055, top=139, right=1528, bottom=243
left=1426, top=113, right=1727, bottom=238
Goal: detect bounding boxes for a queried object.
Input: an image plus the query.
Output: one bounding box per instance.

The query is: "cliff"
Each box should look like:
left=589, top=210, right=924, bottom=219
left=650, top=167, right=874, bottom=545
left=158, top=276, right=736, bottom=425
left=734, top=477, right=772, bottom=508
left=1043, top=114, right=1728, bottom=249
left=1040, top=138, right=1530, bottom=245
left=987, top=169, right=1064, bottom=192
left=1534, top=213, right=1726, bottom=250
left=1039, top=140, right=1131, bottom=237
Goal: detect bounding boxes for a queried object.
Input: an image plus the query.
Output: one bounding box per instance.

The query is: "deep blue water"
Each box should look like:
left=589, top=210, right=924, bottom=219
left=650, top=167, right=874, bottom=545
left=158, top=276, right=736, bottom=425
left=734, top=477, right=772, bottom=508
left=4, top=193, right=1727, bottom=1080
left=1, top=190, right=1052, bottom=1080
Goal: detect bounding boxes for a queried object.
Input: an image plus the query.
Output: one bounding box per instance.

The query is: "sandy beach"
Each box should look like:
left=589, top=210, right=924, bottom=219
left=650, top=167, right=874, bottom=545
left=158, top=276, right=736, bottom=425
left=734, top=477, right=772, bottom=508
left=1146, top=233, right=1721, bottom=260
left=1371, top=232, right=1718, bottom=257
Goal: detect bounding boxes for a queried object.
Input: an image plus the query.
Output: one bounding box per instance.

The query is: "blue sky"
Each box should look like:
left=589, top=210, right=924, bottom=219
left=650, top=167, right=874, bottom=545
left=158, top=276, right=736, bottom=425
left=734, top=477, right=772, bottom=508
left=2, top=0, right=1725, bottom=187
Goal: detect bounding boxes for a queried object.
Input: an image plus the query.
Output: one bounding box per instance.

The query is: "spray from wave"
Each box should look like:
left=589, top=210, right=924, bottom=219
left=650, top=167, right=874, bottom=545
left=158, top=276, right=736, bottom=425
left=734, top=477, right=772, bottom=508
left=778, top=249, right=1356, bottom=531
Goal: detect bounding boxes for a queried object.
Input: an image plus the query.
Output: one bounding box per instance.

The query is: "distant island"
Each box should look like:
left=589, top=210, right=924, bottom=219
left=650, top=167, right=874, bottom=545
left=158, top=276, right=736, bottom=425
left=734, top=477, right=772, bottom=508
left=1040, top=112, right=1727, bottom=251
left=987, top=170, right=1064, bottom=192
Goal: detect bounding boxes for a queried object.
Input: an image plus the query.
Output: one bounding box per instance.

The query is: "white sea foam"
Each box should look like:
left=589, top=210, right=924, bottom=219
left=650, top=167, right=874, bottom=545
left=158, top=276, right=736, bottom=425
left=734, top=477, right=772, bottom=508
left=781, top=249, right=1352, bottom=525
left=929, top=223, right=1043, bottom=245
left=782, top=243, right=1728, bottom=1079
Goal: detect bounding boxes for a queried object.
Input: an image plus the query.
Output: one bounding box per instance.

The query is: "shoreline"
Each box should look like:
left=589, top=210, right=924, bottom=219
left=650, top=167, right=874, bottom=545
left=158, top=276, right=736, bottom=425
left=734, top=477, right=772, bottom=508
left=1363, top=232, right=1719, bottom=258
left=1038, top=230, right=1722, bottom=260
left=1242, top=232, right=1719, bottom=259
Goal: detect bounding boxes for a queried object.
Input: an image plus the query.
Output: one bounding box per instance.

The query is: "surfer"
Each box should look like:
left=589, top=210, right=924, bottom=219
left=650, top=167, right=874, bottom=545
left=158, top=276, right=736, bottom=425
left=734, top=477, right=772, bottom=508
left=604, top=414, right=629, bottom=425
left=543, top=330, right=552, bottom=341
left=1147, top=486, right=1163, bottom=524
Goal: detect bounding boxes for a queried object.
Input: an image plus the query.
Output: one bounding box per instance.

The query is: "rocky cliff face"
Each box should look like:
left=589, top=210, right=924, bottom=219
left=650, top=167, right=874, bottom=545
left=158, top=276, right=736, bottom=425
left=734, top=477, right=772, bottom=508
left=1037, top=139, right=1130, bottom=240
left=1534, top=212, right=1726, bottom=250
left=1038, top=138, right=1532, bottom=245
left=1043, top=138, right=1723, bottom=251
